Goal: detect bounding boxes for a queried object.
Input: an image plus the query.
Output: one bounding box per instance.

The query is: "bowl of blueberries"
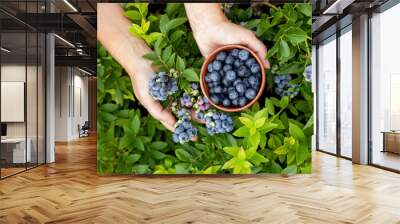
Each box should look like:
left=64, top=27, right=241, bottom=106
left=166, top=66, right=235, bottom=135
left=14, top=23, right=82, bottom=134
left=200, top=45, right=266, bottom=112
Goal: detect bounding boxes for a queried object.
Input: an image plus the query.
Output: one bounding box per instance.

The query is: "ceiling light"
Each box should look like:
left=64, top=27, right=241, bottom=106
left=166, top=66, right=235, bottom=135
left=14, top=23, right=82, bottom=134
left=63, top=0, right=78, bottom=12
left=54, top=34, right=75, bottom=48
left=1, top=47, right=11, bottom=53
left=78, top=67, right=92, bottom=76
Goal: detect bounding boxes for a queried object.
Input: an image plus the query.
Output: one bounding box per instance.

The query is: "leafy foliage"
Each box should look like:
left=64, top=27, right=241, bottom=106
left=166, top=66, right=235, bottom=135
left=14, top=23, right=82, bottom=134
left=97, top=3, right=313, bottom=175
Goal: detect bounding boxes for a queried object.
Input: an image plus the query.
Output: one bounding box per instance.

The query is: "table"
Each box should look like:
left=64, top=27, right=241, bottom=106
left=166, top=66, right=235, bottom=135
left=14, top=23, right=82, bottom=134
left=381, top=131, right=400, bottom=154
left=1, top=138, right=32, bottom=163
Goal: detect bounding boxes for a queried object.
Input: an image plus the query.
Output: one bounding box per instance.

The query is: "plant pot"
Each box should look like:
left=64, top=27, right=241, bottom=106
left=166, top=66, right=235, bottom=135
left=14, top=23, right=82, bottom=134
left=199, top=44, right=267, bottom=112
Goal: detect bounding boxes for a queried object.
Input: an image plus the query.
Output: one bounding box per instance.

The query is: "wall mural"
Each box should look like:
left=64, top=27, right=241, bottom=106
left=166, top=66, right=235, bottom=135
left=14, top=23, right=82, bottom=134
left=97, top=3, right=313, bottom=175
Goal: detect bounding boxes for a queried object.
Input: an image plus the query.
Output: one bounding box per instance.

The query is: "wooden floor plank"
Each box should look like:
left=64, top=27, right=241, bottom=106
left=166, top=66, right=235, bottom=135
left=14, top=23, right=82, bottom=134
left=0, top=135, right=400, bottom=224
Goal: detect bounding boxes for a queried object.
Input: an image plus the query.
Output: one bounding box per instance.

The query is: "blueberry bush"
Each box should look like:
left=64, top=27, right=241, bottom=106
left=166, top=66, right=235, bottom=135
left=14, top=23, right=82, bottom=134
left=97, top=3, right=313, bottom=174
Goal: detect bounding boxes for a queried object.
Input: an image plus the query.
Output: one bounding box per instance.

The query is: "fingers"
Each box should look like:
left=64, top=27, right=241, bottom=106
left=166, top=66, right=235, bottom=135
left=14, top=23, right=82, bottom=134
left=241, top=31, right=271, bottom=69
left=140, top=93, right=176, bottom=132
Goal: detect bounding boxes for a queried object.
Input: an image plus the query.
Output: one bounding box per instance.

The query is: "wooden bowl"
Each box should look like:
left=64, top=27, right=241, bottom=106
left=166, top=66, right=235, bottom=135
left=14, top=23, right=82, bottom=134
left=200, top=44, right=266, bottom=112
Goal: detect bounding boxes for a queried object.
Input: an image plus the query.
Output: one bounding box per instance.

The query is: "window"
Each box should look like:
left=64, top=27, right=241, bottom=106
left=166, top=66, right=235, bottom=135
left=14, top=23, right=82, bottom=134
left=317, top=36, right=337, bottom=154
left=339, top=27, right=352, bottom=158
left=370, top=3, right=400, bottom=171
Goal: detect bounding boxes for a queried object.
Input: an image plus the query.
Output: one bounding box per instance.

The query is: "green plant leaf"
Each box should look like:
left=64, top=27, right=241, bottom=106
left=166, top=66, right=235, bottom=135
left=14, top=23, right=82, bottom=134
left=165, top=18, right=187, bottom=33
left=274, top=145, right=288, bottom=155
left=175, top=148, right=192, bottom=162
left=279, top=39, right=290, bottom=58
left=282, top=165, right=297, bottom=175
left=239, top=117, right=253, bottom=128
left=289, top=122, right=305, bottom=141
left=151, top=141, right=168, bottom=150
left=223, top=147, right=240, bottom=157
left=124, top=10, right=141, bottom=21
left=182, top=68, right=199, bottom=82
left=280, top=96, right=289, bottom=108
left=233, top=126, right=249, bottom=137
left=176, top=56, right=186, bottom=72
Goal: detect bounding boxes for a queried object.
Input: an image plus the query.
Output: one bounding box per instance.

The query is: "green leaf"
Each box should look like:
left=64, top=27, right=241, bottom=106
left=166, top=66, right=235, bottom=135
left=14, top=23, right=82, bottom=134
left=279, top=39, right=290, bottom=58
left=254, top=118, right=266, bottom=128
left=223, top=147, right=240, bottom=157
left=249, top=152, right=268, bottom=166
left=101, top=103, right=118, bottom=113
left=277, top=63, right=304, bottom=75
left=162, top=45, right=172, bottom=62
left=124, top=10, right=141, bottom=21
left=282, top=165, right=297, bottom=175
left=182, top=69, right=199, bottom=82
left=131, top=114, right=140, bottom=136
left=159, top=15, right=169, bottom=34
left=296, top=143, right=309, bottom=166
left=297, top=3, right=312, bottom=17
left=165, top=18, right=187, bottom=33
left=279, top=96, right=289, bottom=108
left=133, top=165, right=149, bottom=174
left=233, top=126, right=249, bottom=137
left=151, top=141, right=168, bottom=150
left=237, top=148, right=247, bottom=161
left=169, top=30, right=185, bottom=42
left=126, top=154, right=141, bottom=165
left=274, top=145, right=288, bottom=155
left=175, top=148, right=192, bottom=162
left=286, top=28, right=308, bottom=44
left=239, top=117, right=253, bottom=128
left=289, top=122, right=305, bottom=141
left=151, top=150, right=166, bottom=160
left=202, top=165, right=221, bottom=174
left=250, top=132, right=260, bottom=148
left=143, top=52, right=159, bottom=61
left=176, top=56, right=186, bottom=72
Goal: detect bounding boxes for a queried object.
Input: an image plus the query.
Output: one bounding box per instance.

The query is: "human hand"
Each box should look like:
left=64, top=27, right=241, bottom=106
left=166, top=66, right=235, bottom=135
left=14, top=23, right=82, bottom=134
left=130, top=66, right=177, bottom=132
left=98, top=3, right=176, bottom=132
left=193, top=21, right=270, bottom=69
left=185, top=3, right=269, bottom=69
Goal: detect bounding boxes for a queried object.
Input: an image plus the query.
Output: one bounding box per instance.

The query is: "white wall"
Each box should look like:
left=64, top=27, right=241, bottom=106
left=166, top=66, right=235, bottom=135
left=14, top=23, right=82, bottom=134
left=54, top=67, right=89, bottom=141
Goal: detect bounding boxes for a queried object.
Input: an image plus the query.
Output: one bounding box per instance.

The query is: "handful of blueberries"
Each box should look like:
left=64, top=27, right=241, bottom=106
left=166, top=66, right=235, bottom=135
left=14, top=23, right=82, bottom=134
left=205, top=48, right=262, bottom=108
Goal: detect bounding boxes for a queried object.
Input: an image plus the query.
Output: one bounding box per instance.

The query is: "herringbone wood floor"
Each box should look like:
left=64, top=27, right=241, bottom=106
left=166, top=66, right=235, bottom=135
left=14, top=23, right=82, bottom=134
left=1, top=136, right=400, bottom=224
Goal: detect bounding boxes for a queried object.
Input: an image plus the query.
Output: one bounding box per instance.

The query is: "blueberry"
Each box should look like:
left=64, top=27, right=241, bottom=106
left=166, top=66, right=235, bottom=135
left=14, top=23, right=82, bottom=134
left=231, top=49, right=240, bottom=57
left=228, top=87, right=235, bottom=92
left=238, top=50, right=250, bottom=61
left=234, top=59, right=242, bottom=68
left=214, top=86, right=223, bottom=93
left=172, top=134, right=179, bottom=143
left=233, top=79, right=242, bottom=86
left=182, top=121, right=191, bottom=129
left=225, top=55, right=234, bottom=64
left=222, top=98, right=231, bottom=107
left=232, top=99, right=239, bottom=106
left=207, top=63, right=214, bottom=72
left=235, top=83, right=245, bottom=93
left=210, top=95, right=221, bottom=104
left=248, top=75, right=258, bottom=86
left=222, top=78, right=230, bottom=86
left=238, top=97, right=247, bottom=106
left=223, top=64, right=232, bottom=72
left=245, top=58, right=256, bottom=67
left=250, top=64, right=260, bottom=74
left=176, top=126, right=184, bottom=134
left=228, top=90, right=239, bottom=100
left=205, top=73, right=212, bottom=83
left=237, top=65, right=248, bottom=77
left=210, top=71, right=220, bottom=82
left=208, top=82, right=215, bottom=88
left=216, top=51, right=227, bottom=61
left=212, top=60, right=222, bottom=71
left=245, top=88, right=257, bottom=100
left=225, top=70, right=236, bottom=82
left=179, top=133, right=189, bottom=142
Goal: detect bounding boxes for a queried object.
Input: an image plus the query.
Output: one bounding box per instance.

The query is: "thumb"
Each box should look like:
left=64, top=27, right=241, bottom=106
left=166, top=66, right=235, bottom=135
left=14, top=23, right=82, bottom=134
left=241, top=32, right=270, bottom=69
